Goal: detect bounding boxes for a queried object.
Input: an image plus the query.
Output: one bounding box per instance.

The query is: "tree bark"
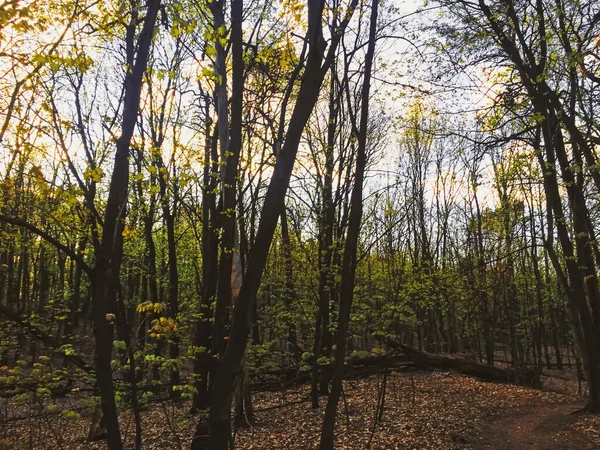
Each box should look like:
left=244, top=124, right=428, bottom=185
left=192, top=99, right=219, bottom=412
left=320, top=0, right=377, bottom=445
left=90, top=3, right=161, bottom=449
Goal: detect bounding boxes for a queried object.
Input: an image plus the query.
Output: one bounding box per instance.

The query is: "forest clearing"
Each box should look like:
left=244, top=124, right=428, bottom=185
left=2, top=0, right=600, bottom=448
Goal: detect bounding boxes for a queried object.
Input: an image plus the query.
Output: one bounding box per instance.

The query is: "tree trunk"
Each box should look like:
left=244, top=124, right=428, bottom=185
left=313, top=70, right=336, bottom=402
left=320, top=0, right=377, bottom=445
left=192, top=98, right=219, bottom=412
left=90, top=3, right=161, bottom=449
left=280, top=209, right=298, bottom=354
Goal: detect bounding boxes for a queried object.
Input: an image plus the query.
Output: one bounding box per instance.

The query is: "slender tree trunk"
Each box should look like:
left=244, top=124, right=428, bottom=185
left=280, top=209, right=298, bottom=354
left=156, top=164, right=180, bottom=394
left=192, top=100, right=219, bottom=412
left=315, top=70, right=336, bottom=399
left=210, top=0, right=234, bottom=361
left=320, top=0, right=377, bottom=444
left=90, top=4, right=161, bottom=449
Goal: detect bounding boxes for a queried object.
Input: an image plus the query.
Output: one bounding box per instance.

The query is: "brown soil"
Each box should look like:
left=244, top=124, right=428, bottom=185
left=480, top=403, right=596, bottom=450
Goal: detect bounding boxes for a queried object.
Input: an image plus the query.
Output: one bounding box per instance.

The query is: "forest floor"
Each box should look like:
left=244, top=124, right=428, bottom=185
left=3, top=368, right=600, bottom=449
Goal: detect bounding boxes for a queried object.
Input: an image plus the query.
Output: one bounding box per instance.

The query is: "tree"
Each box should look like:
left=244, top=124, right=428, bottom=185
left=320, top=0, right=378, bottom=445
left=90, top=2, right=162, bottom=448
left=191, top=0, right=359, bottom=447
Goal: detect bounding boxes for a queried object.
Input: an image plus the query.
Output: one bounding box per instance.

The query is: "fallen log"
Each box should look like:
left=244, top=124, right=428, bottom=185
left=349, top=353, right=410, bottom=367
left=387, top=341, right=541, bottom=388
left=250, top=354, right=412, bottom=391
left=347, top=354, right=414, bottom=376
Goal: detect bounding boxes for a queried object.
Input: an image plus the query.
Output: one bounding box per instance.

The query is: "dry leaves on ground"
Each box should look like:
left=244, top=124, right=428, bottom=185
left=3, top=370, right=600, bottom=449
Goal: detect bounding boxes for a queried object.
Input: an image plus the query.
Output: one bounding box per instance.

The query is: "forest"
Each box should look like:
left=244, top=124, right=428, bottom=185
left=1, top=0, right=600, bottom=448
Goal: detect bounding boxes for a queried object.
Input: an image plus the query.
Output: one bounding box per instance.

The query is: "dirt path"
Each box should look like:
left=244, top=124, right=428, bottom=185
left=480, top=403, right=596, bottom=449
